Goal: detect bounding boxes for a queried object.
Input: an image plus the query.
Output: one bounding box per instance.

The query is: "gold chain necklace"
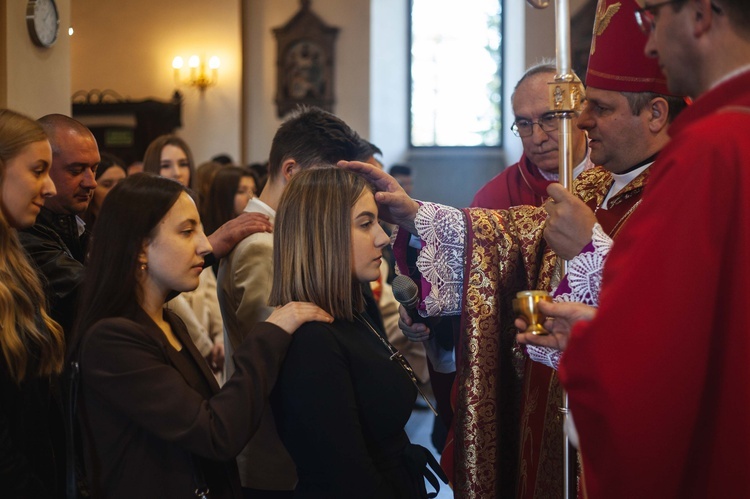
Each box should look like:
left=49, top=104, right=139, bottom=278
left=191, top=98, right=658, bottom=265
left=354, top=312, right=438, bottom=416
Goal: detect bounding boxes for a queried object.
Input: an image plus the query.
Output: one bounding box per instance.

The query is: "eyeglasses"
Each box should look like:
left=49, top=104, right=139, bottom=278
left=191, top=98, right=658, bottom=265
left=511, top=115, right=559, bottom=137
left=635, top=0, right=721, bottom=35
left=634, top=0, right=681, bottom=34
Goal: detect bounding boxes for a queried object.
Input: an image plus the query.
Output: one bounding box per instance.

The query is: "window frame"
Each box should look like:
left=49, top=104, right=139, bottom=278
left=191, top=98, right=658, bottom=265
left=407, top=0, right=504, bottom=150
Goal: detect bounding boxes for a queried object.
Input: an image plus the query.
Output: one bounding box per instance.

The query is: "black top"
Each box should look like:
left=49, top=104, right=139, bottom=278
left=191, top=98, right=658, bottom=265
left=0, top=366, right=61, bottom=498
left=271, top=314, right=427, bottom=498
left=76, top=308, right=291, bottom=498
left=0, top=317, right=63, bottom=498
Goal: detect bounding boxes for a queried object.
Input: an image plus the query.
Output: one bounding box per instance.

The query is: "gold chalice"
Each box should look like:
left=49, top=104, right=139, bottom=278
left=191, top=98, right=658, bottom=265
left=512, top=290, right=552, bottom=336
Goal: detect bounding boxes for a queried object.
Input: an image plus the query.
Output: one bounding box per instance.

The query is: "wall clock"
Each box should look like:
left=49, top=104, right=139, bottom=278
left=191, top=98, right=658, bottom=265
left=26, top=0, right=60, bottom=48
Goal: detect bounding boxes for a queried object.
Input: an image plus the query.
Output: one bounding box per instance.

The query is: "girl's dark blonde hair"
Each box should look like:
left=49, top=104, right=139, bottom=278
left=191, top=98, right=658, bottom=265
left=0, top=109, right=65, bottom=383
left=269, top=168, right=373, bottom=321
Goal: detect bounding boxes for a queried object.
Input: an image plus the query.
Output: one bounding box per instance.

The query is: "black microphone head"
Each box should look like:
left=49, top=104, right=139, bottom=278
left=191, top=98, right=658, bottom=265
left=392, top=275, right=421, bottom=309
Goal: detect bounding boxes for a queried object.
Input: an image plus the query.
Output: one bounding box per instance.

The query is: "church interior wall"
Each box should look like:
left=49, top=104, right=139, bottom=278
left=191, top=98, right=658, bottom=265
left=0, top=0, right=593, bottom=206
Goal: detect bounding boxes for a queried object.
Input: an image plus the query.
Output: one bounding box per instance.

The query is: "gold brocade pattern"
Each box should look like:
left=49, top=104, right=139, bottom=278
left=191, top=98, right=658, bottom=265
left=454, top=166, right=648, bottom=498
left=518, top=364, right=540, bottom=498
left=533, top=367, right=565, bottom=498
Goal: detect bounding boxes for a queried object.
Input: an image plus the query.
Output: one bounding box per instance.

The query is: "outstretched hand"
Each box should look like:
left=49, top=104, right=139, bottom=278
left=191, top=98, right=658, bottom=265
left=338, top=160, right=420, bottom=234
left=515, top=300, right=597, bottom=351
left=266, top=302, right=334, bottom=335
left=543, top=183, right=597, bottom=260
left=207, top=212, right=273, bottom=259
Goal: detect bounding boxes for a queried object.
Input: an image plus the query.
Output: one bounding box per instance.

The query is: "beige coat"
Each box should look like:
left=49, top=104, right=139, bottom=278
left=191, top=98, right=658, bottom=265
left=217, top=198, right=297, bottom=491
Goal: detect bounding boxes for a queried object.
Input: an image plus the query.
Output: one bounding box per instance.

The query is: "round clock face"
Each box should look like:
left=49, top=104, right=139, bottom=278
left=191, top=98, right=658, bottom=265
left=26, top=0, right=60, bottom=48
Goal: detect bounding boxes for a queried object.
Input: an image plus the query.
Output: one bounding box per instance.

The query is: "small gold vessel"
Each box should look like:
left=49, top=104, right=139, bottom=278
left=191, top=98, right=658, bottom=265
left=512, top=290, right=552, bottom=336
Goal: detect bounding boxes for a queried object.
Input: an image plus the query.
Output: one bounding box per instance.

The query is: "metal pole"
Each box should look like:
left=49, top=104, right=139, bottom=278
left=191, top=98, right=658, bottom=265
left=525, top=0, right=582, bottom=497
left=558, top=113, right=574, bottom=499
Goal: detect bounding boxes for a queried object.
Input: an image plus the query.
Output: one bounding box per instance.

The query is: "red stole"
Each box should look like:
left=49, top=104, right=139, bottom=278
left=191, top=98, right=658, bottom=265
left=472, top=154, right=555, bottom=209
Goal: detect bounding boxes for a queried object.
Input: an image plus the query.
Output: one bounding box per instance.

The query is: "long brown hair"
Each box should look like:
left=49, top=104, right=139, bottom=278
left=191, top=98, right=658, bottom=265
left=142, top=134, right=195, bottom=188
left=0, top=109, right=65, bottom=382
left=203, top=166, right=254, bottom=235
left=268, top=168, right=372, bottom=321
left=72, top=174, right=187, bottom=356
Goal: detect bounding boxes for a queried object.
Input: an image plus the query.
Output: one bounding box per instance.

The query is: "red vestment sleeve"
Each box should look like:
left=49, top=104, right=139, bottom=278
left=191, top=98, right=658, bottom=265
left=559, top=112, right=750, bottom=498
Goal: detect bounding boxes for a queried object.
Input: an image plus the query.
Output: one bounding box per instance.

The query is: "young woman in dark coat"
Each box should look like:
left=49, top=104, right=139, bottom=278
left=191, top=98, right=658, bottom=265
left=70, top=173, right=331, bottom=498
left=269, top=168, right=445, bottom=498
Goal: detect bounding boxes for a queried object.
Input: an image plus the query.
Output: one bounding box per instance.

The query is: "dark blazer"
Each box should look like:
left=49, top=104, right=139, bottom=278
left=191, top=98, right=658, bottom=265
left=76, top=307, right=290, bottom=499
left=271, top=315, right=427, bottom=498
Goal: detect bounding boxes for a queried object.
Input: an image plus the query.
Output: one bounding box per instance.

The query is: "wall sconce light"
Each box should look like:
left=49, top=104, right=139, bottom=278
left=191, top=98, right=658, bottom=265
left=172, top=55, right=220, bottom=93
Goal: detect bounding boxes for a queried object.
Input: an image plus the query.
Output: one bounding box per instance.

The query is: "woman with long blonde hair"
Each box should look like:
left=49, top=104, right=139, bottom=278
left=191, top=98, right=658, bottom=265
left=0, top=108, right=66, bottom=496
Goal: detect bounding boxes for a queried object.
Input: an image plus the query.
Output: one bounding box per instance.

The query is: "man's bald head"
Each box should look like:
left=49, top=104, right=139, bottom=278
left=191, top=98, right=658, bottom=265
left=38, top=114, right=95, bottom=153
left=37, top=114, right=100, bottom=216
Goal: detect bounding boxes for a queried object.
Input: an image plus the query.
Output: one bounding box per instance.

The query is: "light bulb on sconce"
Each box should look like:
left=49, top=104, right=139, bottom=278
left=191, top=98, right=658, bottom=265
left=172, top=54, right=220, bottom=94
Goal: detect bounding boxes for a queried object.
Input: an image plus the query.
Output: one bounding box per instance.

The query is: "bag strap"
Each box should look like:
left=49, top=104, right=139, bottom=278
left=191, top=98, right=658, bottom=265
left=65, top=360, right=80, bottom=499
left=404, top=443, right=449, bottom=498
left=190, top=454, right=210, bottom=498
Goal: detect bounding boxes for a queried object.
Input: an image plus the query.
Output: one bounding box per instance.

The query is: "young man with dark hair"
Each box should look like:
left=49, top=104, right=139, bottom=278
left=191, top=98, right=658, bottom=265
left=217, top=106, right=377, bottom=497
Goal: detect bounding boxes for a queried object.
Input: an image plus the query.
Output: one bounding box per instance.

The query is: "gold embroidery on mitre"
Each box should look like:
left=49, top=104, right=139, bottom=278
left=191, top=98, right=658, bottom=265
left=591, top=1, right=622, bottom=55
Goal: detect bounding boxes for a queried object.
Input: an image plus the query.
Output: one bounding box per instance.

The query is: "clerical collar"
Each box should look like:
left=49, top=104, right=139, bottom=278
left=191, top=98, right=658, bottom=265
left=601, top=158, right=654, bottom=209
left=618, top=153, right=658, bottom=175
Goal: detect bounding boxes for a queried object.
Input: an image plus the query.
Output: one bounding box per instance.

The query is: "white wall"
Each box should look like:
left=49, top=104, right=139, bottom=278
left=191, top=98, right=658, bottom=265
left=367, top=0, right=559, bottom=207
left=243, top=0, right=372, bottom=164
left=70, top=0, right=242, bottom=164
left=57, top=0, right=571, bottom=206
left=505, top=2, right=557, bottom=163
left=370, top=0, right=408, bottom=166
left=1, top=0, right=71, bottom=117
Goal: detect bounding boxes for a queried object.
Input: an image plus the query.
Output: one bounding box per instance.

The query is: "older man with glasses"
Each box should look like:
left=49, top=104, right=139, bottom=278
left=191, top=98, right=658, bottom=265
left=471, top=62, right=592, bottom=210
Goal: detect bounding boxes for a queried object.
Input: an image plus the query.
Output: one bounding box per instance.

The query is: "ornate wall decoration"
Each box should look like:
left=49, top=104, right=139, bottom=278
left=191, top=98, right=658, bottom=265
left=273, top=0, right=339, bottom=118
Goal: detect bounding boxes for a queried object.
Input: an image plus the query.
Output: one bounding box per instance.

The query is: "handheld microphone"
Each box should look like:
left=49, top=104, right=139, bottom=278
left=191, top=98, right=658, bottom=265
left=392, top=275, right=427, bottom=326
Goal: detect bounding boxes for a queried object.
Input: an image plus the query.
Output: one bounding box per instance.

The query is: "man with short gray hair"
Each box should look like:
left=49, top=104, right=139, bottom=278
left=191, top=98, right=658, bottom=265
left=472, top=61, right=591, bottom=210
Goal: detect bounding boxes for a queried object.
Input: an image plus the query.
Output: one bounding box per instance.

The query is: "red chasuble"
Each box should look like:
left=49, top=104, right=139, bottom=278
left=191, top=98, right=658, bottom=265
left=449, top=167, right=648, bottom=498
left=559, top=71, right=750, bottom=498
left=472, top=154, right=556, bottom=209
